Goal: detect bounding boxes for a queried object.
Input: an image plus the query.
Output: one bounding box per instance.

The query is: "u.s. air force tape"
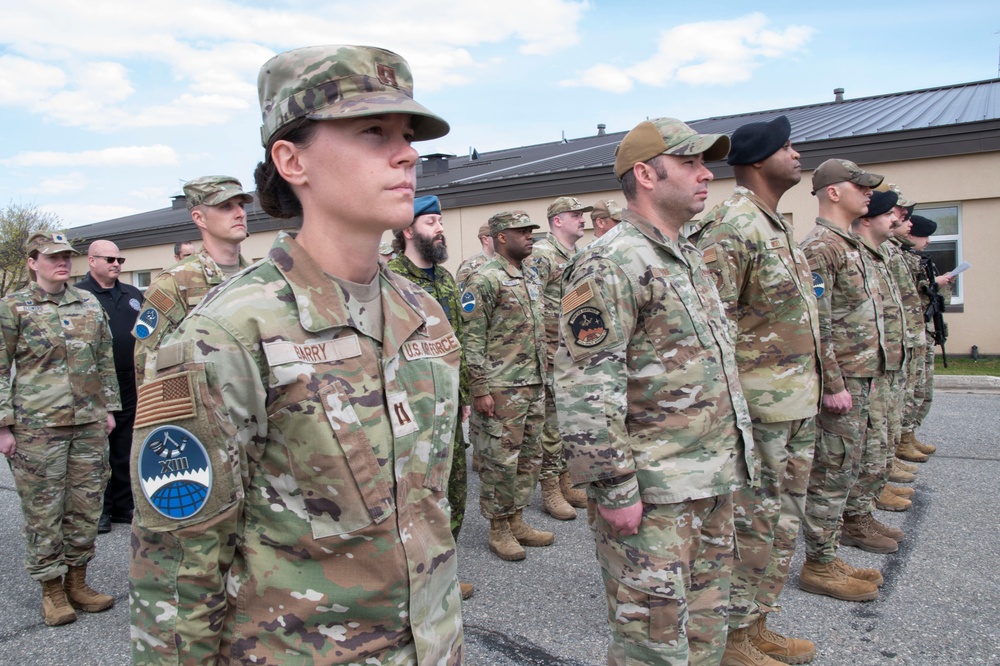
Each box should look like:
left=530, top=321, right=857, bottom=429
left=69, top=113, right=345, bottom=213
left=138, top=425, right=213, bottom=520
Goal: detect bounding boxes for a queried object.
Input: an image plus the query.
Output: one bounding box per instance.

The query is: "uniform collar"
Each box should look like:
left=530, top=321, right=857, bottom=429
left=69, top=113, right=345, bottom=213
left=815, top=217, right=863, bottom=249
left=619, top=208, right=692, bottom=265
left=29, top=281, right=80, bottom=305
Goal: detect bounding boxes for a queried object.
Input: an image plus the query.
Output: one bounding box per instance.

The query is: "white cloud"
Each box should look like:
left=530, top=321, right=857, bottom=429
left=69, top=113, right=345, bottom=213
left=0, top=55, right=67, bottom=104
left=41, top=203, right=142, bottom=228
left=28, top=172, right=88, bottom=195
left=3, top=145, right=179, bottom=168
left=560, top=13, right=814, bottom=90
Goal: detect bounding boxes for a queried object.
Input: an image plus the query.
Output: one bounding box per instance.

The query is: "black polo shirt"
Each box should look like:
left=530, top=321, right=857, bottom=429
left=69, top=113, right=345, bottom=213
left=75, top=272, right=143, bottom=375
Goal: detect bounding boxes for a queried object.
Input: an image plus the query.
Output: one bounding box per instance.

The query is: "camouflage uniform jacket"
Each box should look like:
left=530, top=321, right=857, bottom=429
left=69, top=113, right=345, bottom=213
left=129, top=232, right=463, bottom=665
left=523, top=234, right=575, bottom=372
left=459, top=253, right=544, bottom=397
left=692, top=186, right=821, bottom=423
left=553, top=209, right=755, bottom=509
left=905, top=246, right=952, bottom=332
left=800, top=218, right=886, bottom=394
left=132, top=247, right=248, bottom=383
left=387, top=253, right=470, bottom=407
left=455, top=251, right=489, bottom=289
left=1, top=282, right=120, bottom=428
left=885, top=237, right=927, bottom=348
left=860, top=238, right=905, bottom=372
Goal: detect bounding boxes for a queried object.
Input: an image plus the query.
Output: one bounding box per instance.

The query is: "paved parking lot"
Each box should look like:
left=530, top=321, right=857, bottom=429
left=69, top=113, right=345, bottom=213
left=1, top=388, right=998, bottom=665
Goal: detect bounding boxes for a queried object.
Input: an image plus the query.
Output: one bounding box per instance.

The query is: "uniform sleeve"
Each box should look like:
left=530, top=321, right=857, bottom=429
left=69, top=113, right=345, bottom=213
left=133, top=273, right=187, bottom=386
left=696, top=222, right=748, bottom=342
left=801, top=240, right=844, bottom=395
left=96, top=308, right=121, bottom=412
left=553, top=256, right=638, bottom=509
left=0, top=300, right=19, bottom=427
left=458, top=272, right=495, bottom=398
left=444, top=271, right=471, bottom=408
left=129, top=315, right=265, bottom=665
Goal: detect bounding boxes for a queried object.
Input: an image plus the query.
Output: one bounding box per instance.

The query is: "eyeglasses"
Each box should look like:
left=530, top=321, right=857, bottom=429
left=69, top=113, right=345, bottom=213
left=93, top=256, right=126, bottom=265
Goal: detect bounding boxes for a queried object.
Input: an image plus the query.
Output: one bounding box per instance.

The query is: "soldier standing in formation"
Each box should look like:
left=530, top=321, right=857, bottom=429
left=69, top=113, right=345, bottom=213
left=75, top=240, right=143, bottom=533
left=127, top=44, right=464, bottom=664
left=461, top=210, right=553, bottom=561
left=172, top=240, right=195, bottom=263
left=1, top=232, right=120, bottom=627
left=131, top=175, right=252, bottom=383
left=693, top=115, right=821, bottom=665
left=555, top=118, right=754, bottom=665
left=456, top=223, right=494, bottom=288
left=590, top=198, right=622, bottom=239
left=523, top=196, right=592, bottom=521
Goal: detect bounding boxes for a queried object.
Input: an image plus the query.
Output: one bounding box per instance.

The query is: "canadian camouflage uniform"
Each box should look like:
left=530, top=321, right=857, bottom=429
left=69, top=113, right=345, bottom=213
left=132, top=247, right=248, bottom=384
left=846, top=237, right=905, bottom=517
left=522, top=234, right=575, bottom=481
left=554, top=209, right=755, bottom=665
left=799, top=218, right=886, bottom=563
left=1, top=283, right=120, bottom=581
left=387, top=253, right=470, bottom=539
left=455, top=251, right=490, bottom=289
left=460, top=252, right=546, bottom=520
left=693, top=186, right=821, bottom=630
left=128, top=232, right=463, bottom=665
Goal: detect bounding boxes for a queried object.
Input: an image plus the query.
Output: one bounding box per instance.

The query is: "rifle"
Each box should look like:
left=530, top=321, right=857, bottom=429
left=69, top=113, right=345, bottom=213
left=920, top=254, right=948, bottom=368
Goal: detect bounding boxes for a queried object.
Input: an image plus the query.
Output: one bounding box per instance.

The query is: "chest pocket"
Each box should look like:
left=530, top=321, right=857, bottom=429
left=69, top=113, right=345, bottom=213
left=757, top=240, right=804, bottom=318
left=643, top=270, right=713, bottom=371
left=838, top=251, right=868, bottom=309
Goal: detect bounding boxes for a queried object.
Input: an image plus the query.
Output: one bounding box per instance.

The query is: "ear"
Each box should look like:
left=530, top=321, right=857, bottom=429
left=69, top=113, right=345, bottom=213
left=272, top=139, right=307, bottom=186
left=632, top=161, right=658, bottom=191
left=402, top=224, right=416, bottom=241
left=26, top=255, right=39, bottom=272
left=190, top=208, right=207, bottom=232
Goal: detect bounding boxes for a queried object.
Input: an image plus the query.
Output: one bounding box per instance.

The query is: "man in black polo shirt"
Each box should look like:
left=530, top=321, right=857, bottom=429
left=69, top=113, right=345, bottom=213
left=75, top=239, right=143, bottom=532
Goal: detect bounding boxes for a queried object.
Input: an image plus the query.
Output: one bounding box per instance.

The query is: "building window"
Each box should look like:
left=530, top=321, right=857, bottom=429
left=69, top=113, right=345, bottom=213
left=914, top=204, right=962, bottom=304
left=133, top=271, right=152, bottom=292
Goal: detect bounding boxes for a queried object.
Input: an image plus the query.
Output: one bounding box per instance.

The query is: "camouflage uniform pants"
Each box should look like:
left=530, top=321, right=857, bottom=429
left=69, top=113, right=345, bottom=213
left=475, top=384, right=544, bottom=519
left=803, top=376, right=872, bottom=563
left=901, top=344, right=925, bottom=432
left=593, top=494, right=734, bottom=666
left=914, top=341, right=935, bottom=427
left=538, top=383, right=566, bottom=480
left=846, top=372, right=894, bottom=516
left=9, top=423, right=109, bottom=581
left=449, top=425, right=468, bottom=540
left=729, top=417, right=815, bottom=629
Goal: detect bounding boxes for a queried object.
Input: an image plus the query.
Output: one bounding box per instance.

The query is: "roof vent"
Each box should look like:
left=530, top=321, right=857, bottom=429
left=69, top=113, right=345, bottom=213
left=834, top=87, right=845, bottom=103
left=171, top=195, right=187, bottom=210
left=597, top=124, right=606, bottom=136
left=420, top=153, right=454, bottom=175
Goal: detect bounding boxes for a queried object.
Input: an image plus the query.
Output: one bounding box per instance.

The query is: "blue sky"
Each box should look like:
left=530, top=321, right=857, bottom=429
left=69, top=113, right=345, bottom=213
left=1, top=1, right=998, bottom=227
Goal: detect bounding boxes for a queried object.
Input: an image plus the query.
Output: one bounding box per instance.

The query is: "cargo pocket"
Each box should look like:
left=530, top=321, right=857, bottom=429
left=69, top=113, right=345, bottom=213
left=605, top=572, right=684, bottom=658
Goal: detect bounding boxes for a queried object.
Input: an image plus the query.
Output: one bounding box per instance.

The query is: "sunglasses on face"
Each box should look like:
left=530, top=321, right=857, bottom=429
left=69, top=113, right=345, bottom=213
left=94, top=256, right=126, bottom=265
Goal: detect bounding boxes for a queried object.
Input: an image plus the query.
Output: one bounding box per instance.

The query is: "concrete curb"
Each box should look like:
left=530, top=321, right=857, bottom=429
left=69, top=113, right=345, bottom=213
left=934, top=374, right=1000, bottom=392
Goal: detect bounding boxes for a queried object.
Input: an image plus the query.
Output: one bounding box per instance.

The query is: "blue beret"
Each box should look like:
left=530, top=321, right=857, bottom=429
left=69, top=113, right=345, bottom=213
left=727, top=115, right=791, bottom=166
left=414, top=195, right=441, bottom=217
left=908, top=214, right=937, bottom=238
left=862, top=190, right=898, bottom=218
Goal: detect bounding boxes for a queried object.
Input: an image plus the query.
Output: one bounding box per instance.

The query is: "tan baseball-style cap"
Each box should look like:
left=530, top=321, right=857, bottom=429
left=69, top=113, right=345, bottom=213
left=811, top=159, right=884, bottom=195
left=876, top=181, right=916, bottom=208
left=25, top=231, right=79, bottom=256
left=477, top=224, right=491, bottom=238
left=183, top=176, right=254, bottom=209
left=590, top=199, right=622, bottom=221
left=614, top=117, right=730, bottom=179
left=546, top=196, right=594, bottom=219
left=488, top=211, right=539, bottom=235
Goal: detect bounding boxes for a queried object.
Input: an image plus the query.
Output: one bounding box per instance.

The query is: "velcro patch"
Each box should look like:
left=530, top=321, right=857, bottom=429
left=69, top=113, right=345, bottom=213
left=135, top=373, right=196, bottom=429
left=387, top=392, right=420, bottom=438
left=812, top=271, right=826, bottom=298
left=461, top=291, right=477, bottom=313
left=402, top=333, right=461, bottom=360
left=765, top=238, right=785, bottom=250
left=561, top=281, right=593, bottom=312
left=137, top=424, right=212, bottom=520
left=263, top=335, right=362, bottom=366
left=568, top=307, right=608, bottom=347
left=702, top=246, right=718, bottom=263
left=134, top=308, right=158, bottom=340
left=146, top=289, right=177, bottom=316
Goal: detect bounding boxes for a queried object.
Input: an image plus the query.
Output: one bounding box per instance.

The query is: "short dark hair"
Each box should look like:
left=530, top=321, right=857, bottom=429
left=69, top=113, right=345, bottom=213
left=173, top=241, right=192, bottom=256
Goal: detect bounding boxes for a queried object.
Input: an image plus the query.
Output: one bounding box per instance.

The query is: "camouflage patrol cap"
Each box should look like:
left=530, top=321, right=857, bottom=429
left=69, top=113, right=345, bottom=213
left=546, top=196, right=594, bottom=219
left=614, top=117, right=730, bottom=179
left=258, top=44, right=450, bottom=146
left=488, top=210, right=539, bottom=235
left=811, top=159, right=883, bottom=195
left=183, top=176, right=253, bottom=209
left=876, top=181, right=916, bottom=207
left=590, top=199, right=622, bottom=222
left=477, top=223, right=491, bottom=238
left=25, top=231, right=80, bottom=256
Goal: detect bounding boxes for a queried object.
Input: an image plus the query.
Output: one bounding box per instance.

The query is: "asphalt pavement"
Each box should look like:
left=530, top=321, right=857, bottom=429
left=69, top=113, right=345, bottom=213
left=1, top=384, right=998, bottom=665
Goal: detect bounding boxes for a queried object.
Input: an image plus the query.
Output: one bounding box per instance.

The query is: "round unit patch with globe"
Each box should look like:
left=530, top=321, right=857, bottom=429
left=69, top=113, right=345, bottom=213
left=138, top=424, right=213, bottom=520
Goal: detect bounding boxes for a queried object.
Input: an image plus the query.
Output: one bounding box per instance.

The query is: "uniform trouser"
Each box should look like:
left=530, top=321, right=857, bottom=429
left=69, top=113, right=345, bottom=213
left=846, top=372, right=896, bottom=516
left=104, top=373, right=137, bottom=517
left=9, top=423, right=109, bottom=581
left=803, top=376, right=873, bottom=563
left=594, top=494, right=734, bottom=666
left=475, top=384, right=544, bottom=519
left=729, top=417, right=815, bottom=629
left=538, top=383, right=566, bottom=481
left=914, top=342, right=935, bottom=427
left=448, top=425, right=468, bottom=540
left=901, top=343, right=925, bottom=433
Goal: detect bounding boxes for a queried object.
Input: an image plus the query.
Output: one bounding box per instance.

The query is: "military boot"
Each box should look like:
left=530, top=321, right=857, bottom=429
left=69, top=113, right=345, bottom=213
left=459, top=581, right=475, bottom=600
left=64, top=564, right=114, bottom=612
left=540, top=477, right=577, bottom=520
left=841, top=514, right=898, bottom=554
left=888, top=459, right=916, bottom=483
left=895, top=457, right=919, bottom=473
left=831, top=557, right=884, bottom=587
left=721, top=626, right=784, bottom=665
left=489, top=518, right=525, bottom=561
left=40, top=578, right=77, bottom=626
left=870, top=516, right=905, bottom=541
left=558, top=471, right=587, bottom=509
left=896, top=431, right=929, bottom=463
left=509, top=510, right=554, bottom=547
left=875, top=487, right=912, bottom=512
left=912, top=433, right=937, bottom=455
left=747, top=615, right=816, bottom=665
left=887, top=484, right=915, bottom=498
left=799, top=560, right=878, bottom=601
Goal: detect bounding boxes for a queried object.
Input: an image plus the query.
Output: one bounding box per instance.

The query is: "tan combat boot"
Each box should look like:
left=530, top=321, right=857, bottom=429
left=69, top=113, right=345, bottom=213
left=875, top=487, right=912, bottom=512
left=40, top=578, right=77, bottom=626
left=887, top=484, right=915, bottom=498
left=747, top=615, right=816, bottom=665
left=799, top=559, right=878, bottom=601
left=888, top=459, right=916, bottom=483
left=489, top=518, right=526, bottom=561
left=896, top=431, right=929, bottom=463
left=912, top=433, right=937, bottom=455
left=509, top=510, right=554, bottom=547
left=540, top=477, right=577, bottom=521
left=895, top=457, right=919, bottom=473
left=559, top=471, right=588, bottom=509
left=64, top=564, right=114, bottom=612
left=840, top=513, right=898, bottom=554
left=459, top=581, right=475, bottom=600
left=721, top=626, right=784, bottom=665
left=831, top=557, right=884, bottom=587
left=869, top=516, right=905, bottom=541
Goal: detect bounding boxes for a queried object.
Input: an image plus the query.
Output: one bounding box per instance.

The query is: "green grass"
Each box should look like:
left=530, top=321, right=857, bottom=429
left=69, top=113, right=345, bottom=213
left=934, top=355, right=1000, bottom=376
